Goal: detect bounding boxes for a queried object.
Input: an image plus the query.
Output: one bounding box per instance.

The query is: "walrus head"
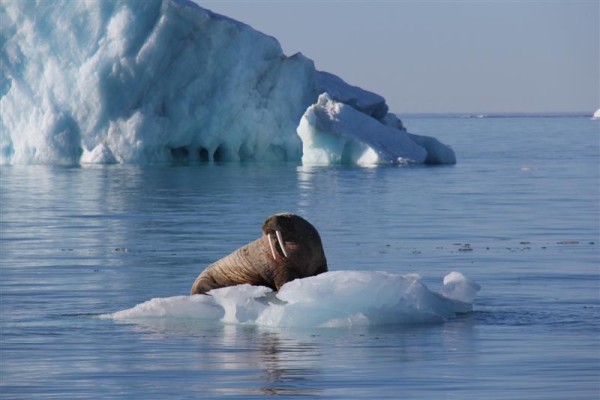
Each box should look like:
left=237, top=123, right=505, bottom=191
left=261, top=213, right=327, bottom=276
left=190, top=213, right=327, bottom=295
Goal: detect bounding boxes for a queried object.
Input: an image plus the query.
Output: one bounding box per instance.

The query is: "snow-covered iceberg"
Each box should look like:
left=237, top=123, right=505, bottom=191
left=0, top=0, right=455, bottom=165
left=107, top=271, right=480, bottom=328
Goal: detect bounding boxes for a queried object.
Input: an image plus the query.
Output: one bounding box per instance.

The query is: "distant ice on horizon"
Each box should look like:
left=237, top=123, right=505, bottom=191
left=1, top=0, right=455, bottom=166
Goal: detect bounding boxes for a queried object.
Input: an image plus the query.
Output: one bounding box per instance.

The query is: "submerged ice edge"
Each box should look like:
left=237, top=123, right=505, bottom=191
left=1, top=0, right=455, bottom=166
left=106, top=271, right=480, bottom=328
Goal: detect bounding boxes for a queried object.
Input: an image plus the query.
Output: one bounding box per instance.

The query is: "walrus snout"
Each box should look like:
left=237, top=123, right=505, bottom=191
left=190, top=213, right=327, bottom=295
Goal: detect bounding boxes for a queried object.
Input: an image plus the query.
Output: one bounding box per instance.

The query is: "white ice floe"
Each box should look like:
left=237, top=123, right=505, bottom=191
left=1, top=0, right=455, bottom=166
left=297, top=94, right=456, bottom=165
left=107, top=271, right=479, bottom=328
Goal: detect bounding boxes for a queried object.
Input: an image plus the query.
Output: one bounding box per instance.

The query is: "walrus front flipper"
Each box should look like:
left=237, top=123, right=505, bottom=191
left=190, top=273, right=221, bottom=295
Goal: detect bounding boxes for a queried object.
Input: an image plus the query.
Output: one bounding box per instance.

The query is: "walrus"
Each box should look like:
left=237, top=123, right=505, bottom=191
left=190, top=213, right=328, bottom=295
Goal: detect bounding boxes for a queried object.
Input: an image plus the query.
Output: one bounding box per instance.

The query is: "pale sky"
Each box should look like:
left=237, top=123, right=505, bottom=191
left=199, top=0, right=599, bottom=114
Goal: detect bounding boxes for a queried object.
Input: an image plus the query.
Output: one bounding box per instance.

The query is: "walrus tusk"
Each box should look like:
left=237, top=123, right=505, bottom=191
left=267, top=234, right=277, bottom=260
left=276, top=230, right=288, bottom=258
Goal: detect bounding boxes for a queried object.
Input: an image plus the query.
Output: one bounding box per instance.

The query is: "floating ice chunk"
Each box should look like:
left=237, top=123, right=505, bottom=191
left=107, top=271, right=479, bottom=328
left=440, top=271, right=481, bottom=303
left=298, top=93, right=428, bottom=165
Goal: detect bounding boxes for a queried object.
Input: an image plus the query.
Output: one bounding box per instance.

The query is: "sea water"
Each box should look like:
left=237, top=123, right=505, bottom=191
left=1, top=116, right=598, bottom=399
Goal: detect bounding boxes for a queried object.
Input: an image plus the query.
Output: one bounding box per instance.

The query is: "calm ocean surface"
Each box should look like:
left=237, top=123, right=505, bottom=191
left=1, top=116, right=598, bottom=399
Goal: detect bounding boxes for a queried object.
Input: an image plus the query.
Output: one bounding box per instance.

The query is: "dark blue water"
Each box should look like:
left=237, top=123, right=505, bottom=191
left=1, top=116, right=598, bottom=399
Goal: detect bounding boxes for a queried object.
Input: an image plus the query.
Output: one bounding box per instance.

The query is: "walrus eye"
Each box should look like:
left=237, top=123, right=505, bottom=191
left=267, top=234, right=277, bottom=261
left=275, top=230, right=289, bottom=258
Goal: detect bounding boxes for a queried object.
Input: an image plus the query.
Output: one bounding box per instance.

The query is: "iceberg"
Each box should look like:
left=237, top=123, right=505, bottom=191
left=297, top=93, right=456, bottom=165
left=1, top=0, right=455, bottom=165
left=107, top=271, right=480, bottom=328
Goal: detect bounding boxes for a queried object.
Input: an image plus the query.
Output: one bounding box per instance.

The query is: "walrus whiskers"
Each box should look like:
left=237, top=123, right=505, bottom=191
left=276, top=230, right=288, bottom=258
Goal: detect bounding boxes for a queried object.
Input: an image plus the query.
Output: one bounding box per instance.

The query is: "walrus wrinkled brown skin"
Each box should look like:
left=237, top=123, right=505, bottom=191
left=190, top=213, right=328, bottom=295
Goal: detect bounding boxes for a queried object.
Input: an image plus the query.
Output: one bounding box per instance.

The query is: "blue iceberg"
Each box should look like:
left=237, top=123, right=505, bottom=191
left=1, top=0, right=455, bottom=165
